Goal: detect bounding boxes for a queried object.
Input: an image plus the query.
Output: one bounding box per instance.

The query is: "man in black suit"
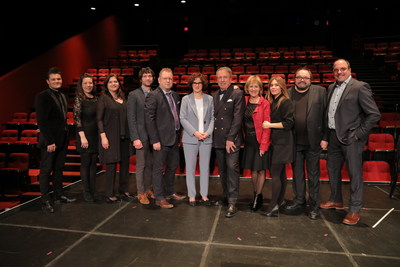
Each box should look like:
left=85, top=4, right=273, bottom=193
left=212, top=67, right=245, bottom=218
left=127, top=67, right=155, bottom=205
left=320, top=59, right=380, bottom=225
left=144, top=68, right=185, bottom=209
left=285, top=68, right=327, bottom=220
left=35, top=67, right=76, bottom=213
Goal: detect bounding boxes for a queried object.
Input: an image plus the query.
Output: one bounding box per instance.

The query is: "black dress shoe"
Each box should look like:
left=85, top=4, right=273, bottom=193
left=225, top=204, right=238, bottom=218
left=55, top=195, right=77, bottom=203
left=84, top=192, right=95, bottom=203
left=261, top=204, right=279, bottom=217
left=121, top=192, right=135, bottom=201
left=285, top=202, right=305, bottom=215
left=202, top=200, right=211, bottom=206
left=309, top=209, right=320, bottom=220
left=41, top=201, right=54, bottom=213
left=189, top=200, right=196, bottom=207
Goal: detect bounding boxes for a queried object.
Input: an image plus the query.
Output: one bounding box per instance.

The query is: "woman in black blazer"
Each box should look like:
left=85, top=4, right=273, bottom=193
left=97, top=74, right=133, bottom=203
left=73, top=73, right=99, bottom=202
left=262, top=76, right=294, bottom=217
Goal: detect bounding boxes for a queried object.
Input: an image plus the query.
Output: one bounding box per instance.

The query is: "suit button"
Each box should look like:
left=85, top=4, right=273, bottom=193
left=221, top=117, right=223, bottom=120
left=215, top=127, right=217, bottom=130
left=221, top=128, right=224, bottom=130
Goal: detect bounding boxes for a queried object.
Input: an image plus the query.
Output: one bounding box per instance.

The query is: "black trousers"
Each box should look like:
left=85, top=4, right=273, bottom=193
left=215, top=147, right=241, bottom=205
left=327, top=130, right=365, bottom=213
left=80, top=152, right=98, bottom=194
left=105, top=138, right=130, bottom=197
left=39, top=142, right=67, bottom=202
left=291, top=144, right=321, bottom=209
left=152, top=133, right=180, bottom=201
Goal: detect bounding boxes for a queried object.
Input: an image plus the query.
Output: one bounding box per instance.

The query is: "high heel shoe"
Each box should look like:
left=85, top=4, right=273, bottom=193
left=106, top=196, right=121, bottom=203
left=251, top=193, right=263, bottom=212
left=261, top=204, right=279, bottom=217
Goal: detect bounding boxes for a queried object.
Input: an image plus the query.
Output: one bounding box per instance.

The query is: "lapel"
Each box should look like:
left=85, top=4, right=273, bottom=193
left=336, top=78, right=354, bottom=111
left=307, top=86, right=316, bottom=114
left=188, top=93, right=198, bottom=118
left=47, top=89, right=65, bottom=118
left=215, top=85, right=233, bottom=115
left=203, top=94, right=209, bottom=119
left=158, top=88, right=173, bottom=117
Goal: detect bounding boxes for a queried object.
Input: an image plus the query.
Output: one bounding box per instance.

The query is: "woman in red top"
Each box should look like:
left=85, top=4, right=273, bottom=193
left=241, top=75, right=271, bottom=211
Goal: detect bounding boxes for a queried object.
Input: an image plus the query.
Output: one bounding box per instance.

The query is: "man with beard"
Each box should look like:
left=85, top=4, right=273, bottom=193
left=285, top=68, right=327, bottom=220
left=127, top=67, right=156, bottom=205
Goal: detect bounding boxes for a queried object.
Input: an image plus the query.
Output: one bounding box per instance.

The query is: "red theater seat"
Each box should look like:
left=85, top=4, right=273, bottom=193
left=362, top=161, right=392, bottom=182
left=0, top=130, right=18, bottom=144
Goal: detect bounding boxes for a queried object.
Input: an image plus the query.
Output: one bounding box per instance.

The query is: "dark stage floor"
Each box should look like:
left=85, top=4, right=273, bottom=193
left=1, top=173, right=400, bottom=267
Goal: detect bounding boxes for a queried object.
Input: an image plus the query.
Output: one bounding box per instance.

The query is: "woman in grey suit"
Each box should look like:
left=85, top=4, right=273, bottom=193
left=180, top=73, right=214, bottom=206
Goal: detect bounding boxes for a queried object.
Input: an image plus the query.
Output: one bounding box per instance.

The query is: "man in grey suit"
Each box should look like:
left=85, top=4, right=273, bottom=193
left=145, top=68, right=186, bottom=209
left=285, top=68, right=328, bottom=220
left=127, top=67, right=155, bottom=205
left=320, top=59, right=380, bottom=225
left=212, top=67, right=245, bottom=218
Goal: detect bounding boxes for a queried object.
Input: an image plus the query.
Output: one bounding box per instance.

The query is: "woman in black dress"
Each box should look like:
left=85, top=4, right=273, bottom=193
left=97, top=74, right=133, bottom=203
left=241, top=75, right=271, bottom=211
left=262, top=76, right=294, bottom=217
left=73, top=73, right=99, bottom=202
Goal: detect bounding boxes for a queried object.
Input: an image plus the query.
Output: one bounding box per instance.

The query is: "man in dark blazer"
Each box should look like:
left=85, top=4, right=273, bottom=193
left=127, top=67, right=155, bottom=205
left=35, top=67, right=76, bottom=213
left=144, top=68, right=185, bottom=209
left=286, top=68, right=328, bottom=220
left=212, top=67, right=245, bottom=218
left=321, top=59, right=380, bottom=225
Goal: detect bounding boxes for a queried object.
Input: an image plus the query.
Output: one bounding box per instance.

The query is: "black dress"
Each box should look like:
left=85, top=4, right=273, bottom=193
left=241, top=103, right=270, bottom=171
left=73, top=96, right=99, bottom=153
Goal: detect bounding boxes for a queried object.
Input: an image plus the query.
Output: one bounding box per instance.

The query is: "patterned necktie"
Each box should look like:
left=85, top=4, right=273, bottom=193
left=166, top=92, right=180, bottom=130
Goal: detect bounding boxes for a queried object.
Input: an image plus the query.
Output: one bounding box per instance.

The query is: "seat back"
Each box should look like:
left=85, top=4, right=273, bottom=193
left=0, top=130, right=18, bottom=143
left=19, top=130, right=38, bottom=143
left=362, top=161, right=392, bottom=182
left=368, top=133, right=394, bottom=151
left=7, top=153, right=29, bottom=171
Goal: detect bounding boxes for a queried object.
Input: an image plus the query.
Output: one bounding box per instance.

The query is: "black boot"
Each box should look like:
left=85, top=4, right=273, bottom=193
left=251, top=193, right=263, bottom=211
left=248, top=192, right=256, bottom=209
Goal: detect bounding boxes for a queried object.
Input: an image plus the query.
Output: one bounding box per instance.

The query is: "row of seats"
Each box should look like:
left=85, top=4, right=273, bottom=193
left=86, top=68, right=134, bottom=77
left=183, top=50, right=334, bottom=60
left=174, top=64, right=335, bottom=75
left=187, top=45, right=328, bottom=54
left=172, top=72, right=350, bottom=86
left=71, top=75, right=127, bottom=86
left=117, top=49, right=158, bottom=58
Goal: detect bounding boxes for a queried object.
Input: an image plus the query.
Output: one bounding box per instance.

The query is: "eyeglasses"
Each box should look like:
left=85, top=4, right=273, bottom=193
left=193, top=82, right=202, bottom=85
left=333, top=67, right=348, bottom=73
left=295, top=77, right=311, bottom=80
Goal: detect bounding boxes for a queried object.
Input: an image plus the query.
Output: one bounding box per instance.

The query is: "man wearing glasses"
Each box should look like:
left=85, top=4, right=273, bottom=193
left=285, top=68, right=327, bottom=220
left=321, top=59, right=380, bottom=225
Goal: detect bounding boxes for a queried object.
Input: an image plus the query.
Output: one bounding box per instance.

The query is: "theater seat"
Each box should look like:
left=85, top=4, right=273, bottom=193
left=367, top=133, right=395, bottom=163
left=16, top=130, right=38, bottom=144
left=362, top=161, right=392, bottom=182
left=0, top=130, right=18, bottom=144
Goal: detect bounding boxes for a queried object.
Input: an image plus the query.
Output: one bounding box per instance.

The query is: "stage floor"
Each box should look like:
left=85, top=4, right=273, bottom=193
left=1, top=173, right=399, bottom=267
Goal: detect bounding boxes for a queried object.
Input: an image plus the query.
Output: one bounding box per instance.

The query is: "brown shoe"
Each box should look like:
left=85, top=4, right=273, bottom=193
left=138, top=192, right=150, bottom=205
left=320, top=201, right=344, bottom=209
left=342, top=212, right=360, bottom=225
left=155, top=199, right=174, bottom=209
left=146, top=190, right=155, bottom=199
left=166, top=193, right=186, bottom=200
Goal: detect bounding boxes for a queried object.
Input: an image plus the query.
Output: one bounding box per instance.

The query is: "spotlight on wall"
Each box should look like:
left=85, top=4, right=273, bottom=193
left=134, top=3, right=139, bottom=7
left=90, top=7, right=96, bottom=11
left=181, top=0, right=186, bottom=3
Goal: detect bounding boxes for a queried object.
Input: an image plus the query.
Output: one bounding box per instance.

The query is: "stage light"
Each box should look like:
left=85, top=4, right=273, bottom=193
left=134, top=3, right=139, bottom=7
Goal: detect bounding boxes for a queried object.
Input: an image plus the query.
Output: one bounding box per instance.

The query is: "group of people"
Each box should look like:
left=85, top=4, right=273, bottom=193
left=35, top=58, right=381, bottom=226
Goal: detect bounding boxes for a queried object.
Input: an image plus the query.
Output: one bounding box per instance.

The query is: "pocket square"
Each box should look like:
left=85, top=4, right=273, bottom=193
left=227, top=99, right=233, bottom=102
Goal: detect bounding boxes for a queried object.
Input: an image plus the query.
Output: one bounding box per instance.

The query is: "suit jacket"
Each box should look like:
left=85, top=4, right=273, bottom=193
left=145, top=87, right=181, bottom=146
left=244, top=96, right=271, bottom=151
left=288, top=84, right=327, bottom=149
left=35, top=88, right=67, bottom=148
left=127, top=87, right=150, bottom=142
left=212, top=85, right=245, bottom=149
left=180, top=92, right=214, bottom=145
left=327, top=78, right=381, bottom=145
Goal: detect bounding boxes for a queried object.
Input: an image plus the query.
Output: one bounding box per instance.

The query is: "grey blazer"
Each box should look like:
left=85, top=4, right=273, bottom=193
left=127, top=88, right=149, bottom=142
left=180, top=93, right=214, bottom=145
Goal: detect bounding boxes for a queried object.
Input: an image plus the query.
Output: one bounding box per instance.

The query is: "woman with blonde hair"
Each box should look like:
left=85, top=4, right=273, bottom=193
left=262, top=76, right=294, bottom=217
left=241, top=75, right=271, bottom=211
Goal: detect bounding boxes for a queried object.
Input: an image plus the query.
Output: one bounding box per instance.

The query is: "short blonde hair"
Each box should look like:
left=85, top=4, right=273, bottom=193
left=159, top=67, right=173, bottom=77
left=244, top=75, right=263, bottom=96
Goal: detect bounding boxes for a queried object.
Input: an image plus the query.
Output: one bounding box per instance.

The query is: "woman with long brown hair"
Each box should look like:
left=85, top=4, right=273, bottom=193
left=262, top=76, right=294, bottom=217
